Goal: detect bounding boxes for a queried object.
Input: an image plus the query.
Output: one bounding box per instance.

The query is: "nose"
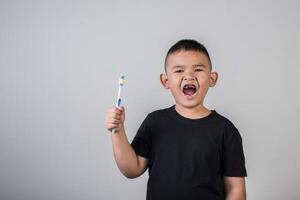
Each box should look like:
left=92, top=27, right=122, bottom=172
left=183, top=71, right=195, bottom=81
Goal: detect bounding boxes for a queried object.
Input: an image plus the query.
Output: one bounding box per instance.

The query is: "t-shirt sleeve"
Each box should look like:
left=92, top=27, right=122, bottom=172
left=221, top=122, right=247, bottom=177
left=130, top=114, right=152, bottom=159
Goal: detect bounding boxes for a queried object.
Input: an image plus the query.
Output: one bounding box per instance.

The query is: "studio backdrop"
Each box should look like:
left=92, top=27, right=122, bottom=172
left=0, top=0, right=299, bottom=199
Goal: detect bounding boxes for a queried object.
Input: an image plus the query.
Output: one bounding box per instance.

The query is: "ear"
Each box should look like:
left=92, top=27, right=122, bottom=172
left=160, top=73, right=169, bottom=89
left=209, top=71, right=218, bottom=87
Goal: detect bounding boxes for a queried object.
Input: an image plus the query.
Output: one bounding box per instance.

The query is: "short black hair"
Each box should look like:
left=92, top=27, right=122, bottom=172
left=164, top=39, right=212, bottom=72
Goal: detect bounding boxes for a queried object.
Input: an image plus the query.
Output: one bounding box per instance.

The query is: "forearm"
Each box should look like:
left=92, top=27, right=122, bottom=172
left=225, top=186, right=246, bottom=200
left=224, top=176, right=246, bottom=200
left=111, top=127, right=139, bottom=178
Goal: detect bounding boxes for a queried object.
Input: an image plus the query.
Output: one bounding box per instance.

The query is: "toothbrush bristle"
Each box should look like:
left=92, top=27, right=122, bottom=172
left=119, top=76, right=125, bottom=86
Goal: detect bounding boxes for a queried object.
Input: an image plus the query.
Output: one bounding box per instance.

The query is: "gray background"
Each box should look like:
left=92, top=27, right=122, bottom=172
left=1, top=0, right=299, bottom=199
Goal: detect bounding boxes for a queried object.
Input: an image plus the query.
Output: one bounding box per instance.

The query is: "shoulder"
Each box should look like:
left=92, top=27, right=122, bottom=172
left=146, top=106, right=173, bottom=119
left=214, top=111, right=243, bottom=140
left=213, top=111, right=238, bottom=129
left=140, top=106, right=173, bottom=129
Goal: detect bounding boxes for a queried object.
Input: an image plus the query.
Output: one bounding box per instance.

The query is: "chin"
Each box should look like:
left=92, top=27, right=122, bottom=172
left=176, top=100, right=202, bottom=109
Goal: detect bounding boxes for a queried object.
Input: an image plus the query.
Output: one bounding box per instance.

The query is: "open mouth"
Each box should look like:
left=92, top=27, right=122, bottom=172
left=182, top=84, right=197, bottom=96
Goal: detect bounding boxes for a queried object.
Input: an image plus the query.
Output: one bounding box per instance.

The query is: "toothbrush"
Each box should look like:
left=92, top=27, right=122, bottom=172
left=112, top=75, right=125, bottom=133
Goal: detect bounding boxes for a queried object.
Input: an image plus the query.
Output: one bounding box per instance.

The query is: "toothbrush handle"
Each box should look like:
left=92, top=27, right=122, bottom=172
left=112, top=100, right=121, bottom=134
left=112, top=83, right=123, bottom=134
left=116, top=98, right=121, bottom=108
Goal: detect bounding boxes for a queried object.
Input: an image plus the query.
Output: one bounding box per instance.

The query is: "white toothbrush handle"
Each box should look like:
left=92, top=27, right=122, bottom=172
left=115, top=85, right=122, bottom=108
left=112, top=86, right=122, bottom=134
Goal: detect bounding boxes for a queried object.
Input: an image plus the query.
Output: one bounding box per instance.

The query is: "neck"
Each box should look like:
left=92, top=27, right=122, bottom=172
left=175, top=104, right=211, bottom=119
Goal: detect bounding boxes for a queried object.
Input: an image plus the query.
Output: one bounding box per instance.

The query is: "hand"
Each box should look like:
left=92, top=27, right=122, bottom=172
left=105, top=106, right=125, bottom=133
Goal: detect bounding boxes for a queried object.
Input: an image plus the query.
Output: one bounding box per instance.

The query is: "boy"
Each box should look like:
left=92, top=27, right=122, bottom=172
left=105, top=39, right=247, bottom=200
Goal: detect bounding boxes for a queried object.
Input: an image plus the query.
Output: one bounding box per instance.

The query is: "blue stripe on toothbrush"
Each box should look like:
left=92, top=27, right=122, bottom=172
left=117, top=98, right=121, bottom=108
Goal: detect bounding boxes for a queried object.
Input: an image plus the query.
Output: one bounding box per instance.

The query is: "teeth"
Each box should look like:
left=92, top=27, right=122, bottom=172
left=182, top=84, right=197, bottom=96
left=183, top=84, right=196, bottom=89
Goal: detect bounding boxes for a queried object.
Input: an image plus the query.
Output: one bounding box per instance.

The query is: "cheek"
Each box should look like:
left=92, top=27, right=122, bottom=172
left=168, top=77, right=180, bottom=87
left=168, top=80, right=182, bottom=94
left=198, top=75, right=210, bottom=85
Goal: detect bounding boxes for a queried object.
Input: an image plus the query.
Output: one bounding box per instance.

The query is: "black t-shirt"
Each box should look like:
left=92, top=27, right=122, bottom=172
left=131, top=105, right=247, bottom=200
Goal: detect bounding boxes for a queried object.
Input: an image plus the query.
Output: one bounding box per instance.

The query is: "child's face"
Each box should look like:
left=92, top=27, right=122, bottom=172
left=160, top=50, right=218, bottom=109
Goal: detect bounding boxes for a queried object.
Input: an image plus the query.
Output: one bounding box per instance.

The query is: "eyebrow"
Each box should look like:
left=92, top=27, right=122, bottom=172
left=171, top=64, right=206, bottom=70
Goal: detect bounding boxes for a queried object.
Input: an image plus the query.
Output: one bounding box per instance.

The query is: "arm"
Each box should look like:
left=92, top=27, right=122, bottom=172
left=105, top=107, right=148, bottom=178
left=224, top=177, right=246, bottom=200
left=111, top=125, right=148, bottom=178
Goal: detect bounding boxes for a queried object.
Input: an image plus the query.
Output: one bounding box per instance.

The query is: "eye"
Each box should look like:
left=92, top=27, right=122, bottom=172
left=174, top=69, right=184, bottom=73
left=195, top=68, right=203, bottom=72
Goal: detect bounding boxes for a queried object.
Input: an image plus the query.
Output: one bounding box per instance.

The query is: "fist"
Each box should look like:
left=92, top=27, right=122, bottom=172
left=105, top=106, right=125, bottom=133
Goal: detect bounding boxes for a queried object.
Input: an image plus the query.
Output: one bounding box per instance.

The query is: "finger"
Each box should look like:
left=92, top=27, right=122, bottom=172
left=113, top=113, right=121, bottom=119
left=106, top=123, right=118, bottom=130
left=114, top=107, right=122, bottom=114
left=105, top=117, right=117, bottom=124
left=108, top=113, right=121, bottom=120
left=107, top=107, right=121, bottom=115
left=105, top=124, right=116, bottom=131
left=106, top=116, right=121, bottom=123
left=107, top=110, right=121, bottom=117
left=107, top=119, right=120, bottom=124
left=117, top=106, right=125, bottom=114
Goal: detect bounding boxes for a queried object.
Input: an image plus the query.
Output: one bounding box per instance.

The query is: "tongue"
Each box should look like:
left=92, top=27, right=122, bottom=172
left=183, top=88, right=196, bottom=96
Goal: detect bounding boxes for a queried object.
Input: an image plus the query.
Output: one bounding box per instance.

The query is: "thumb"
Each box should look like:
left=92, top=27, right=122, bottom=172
left=120, top=106, right=125, bottom=112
